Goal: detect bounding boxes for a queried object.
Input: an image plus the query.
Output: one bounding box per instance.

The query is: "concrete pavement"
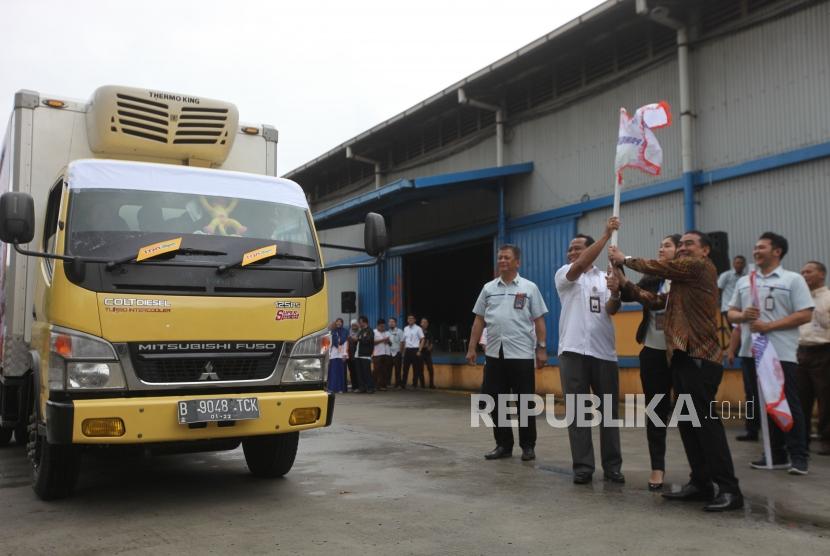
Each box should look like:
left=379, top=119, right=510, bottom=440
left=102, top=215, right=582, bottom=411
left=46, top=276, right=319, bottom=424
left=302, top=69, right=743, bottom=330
left=0, top=390, right=828, bottom=555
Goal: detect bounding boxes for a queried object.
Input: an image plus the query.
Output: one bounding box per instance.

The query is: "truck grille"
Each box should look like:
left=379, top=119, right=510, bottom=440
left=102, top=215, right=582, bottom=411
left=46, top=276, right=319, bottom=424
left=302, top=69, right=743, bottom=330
left=174, top=106, right=230, bottom=145
left=113, top=93, right=231, bottom=146
left=129, top=344, right=282, bottom=383
left=116, top=93, right=170, bottom=143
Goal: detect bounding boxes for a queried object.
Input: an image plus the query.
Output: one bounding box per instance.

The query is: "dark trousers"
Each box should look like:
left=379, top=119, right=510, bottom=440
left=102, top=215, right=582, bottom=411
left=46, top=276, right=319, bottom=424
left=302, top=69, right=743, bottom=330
left=356, top=358, right=375, bottom=392
left=639, top=347, right=673, bottom=472
left=418, top=351, right=435, bottom=387
left=796, top=344, right=830, bottom=451
left=481, top=353, right=536, bottom=450
left=347, top=357, right=360, bottom=391
left=767, top=360, right=808, bottom=464
left=402, top=348, right=421, bottom=387
left=391, top=353, right=402, bottom=386
left=740, top=357, right=760, bottom=435
left=671, top=351, right=740, bottom=494
left=559, top=352, right=622, bottom=475
left=372, top=355, right=392, bottom=390
left=742, top=357, right=808, bottom=463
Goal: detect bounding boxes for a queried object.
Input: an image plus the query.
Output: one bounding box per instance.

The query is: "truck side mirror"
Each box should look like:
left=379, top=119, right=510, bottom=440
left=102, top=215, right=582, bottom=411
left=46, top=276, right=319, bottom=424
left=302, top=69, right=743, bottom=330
left=364, top=212, right=388, bottom=257
left=0, top=192, right=36, bottom=244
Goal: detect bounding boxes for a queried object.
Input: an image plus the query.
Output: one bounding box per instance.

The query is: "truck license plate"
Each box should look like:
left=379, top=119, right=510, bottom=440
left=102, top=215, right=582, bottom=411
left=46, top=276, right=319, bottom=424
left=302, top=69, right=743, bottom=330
left=177, top=397, right=260, bottom=424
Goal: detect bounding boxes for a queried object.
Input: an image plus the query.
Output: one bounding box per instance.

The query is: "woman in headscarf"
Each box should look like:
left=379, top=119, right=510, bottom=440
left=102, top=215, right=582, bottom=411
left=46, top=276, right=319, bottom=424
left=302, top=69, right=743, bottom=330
left=327, top=318, right=348, bottom=393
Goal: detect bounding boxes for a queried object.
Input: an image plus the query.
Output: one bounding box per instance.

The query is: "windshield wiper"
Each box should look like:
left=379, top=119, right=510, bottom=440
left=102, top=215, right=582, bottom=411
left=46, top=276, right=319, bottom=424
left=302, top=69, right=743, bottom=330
left=217, top=250, right=316, bottom=274
left=106, top=247, right=227, bottom=271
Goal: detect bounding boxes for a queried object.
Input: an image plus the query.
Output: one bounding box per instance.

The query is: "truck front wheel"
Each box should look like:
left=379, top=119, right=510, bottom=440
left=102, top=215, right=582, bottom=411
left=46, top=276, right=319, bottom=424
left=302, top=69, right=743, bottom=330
left=29, top=415, right=80, bottom=500
left=242, top=432, right=299, bottom=478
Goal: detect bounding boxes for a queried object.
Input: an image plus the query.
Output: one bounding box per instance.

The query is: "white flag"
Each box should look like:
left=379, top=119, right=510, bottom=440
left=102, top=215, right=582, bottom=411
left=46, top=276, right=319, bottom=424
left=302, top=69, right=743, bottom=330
left=614, top=102, right=672, bottom=183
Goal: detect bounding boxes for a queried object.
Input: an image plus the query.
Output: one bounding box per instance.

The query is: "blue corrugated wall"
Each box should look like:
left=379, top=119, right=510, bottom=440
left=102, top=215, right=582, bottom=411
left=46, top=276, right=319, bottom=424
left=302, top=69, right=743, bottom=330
left=382, top=255, right=403, bottom=324
left=509, top=217, right=576, bottom=352
left=357, top=265, right=380, bottom=323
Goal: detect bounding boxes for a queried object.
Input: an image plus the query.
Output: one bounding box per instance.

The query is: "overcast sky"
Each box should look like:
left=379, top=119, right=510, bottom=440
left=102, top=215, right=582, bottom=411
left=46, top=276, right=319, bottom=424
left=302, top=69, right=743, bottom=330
left=1, top=0, right=604, bottom=175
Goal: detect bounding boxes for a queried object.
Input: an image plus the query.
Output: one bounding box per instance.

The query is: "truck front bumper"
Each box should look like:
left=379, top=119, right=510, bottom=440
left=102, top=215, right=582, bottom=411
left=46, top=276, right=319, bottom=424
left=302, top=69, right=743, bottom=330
left=46, top=390, right=334, bottom=445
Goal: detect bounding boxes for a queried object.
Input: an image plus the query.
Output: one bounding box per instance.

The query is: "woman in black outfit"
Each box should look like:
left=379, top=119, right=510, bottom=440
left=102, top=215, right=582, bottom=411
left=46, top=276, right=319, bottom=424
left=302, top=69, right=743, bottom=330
left=616, top=234, right=681, bottom=490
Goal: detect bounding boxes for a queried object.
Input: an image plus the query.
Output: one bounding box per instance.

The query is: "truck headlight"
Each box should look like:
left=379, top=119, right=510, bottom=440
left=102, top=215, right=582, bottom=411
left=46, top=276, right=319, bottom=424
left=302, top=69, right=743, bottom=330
left=281, top=329, right=331, bottom=384
left=67, top=362, right=126, bottom=390
left=49, top=327, right=125, bottom=391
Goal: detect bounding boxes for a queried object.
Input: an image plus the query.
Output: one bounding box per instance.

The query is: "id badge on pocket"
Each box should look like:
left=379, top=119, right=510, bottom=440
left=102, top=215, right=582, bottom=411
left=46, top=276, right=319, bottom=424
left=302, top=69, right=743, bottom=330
left=514, top=293, right=527, bottom=310
left=590, top=296, right=601, bottom=313
left=765, top=296, right=775, bottom=311
left=654, top=313, right=666, bottom=330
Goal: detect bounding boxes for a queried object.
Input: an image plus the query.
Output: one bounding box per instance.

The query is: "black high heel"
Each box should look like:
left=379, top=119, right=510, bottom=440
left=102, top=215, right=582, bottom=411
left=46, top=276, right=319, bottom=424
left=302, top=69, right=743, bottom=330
left=648, top=471, right=665, bottom=491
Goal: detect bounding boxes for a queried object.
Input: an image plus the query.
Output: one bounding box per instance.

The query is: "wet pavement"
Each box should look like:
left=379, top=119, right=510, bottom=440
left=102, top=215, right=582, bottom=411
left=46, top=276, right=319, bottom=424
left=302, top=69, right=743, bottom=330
left=0, top=389, right=828, bottom=555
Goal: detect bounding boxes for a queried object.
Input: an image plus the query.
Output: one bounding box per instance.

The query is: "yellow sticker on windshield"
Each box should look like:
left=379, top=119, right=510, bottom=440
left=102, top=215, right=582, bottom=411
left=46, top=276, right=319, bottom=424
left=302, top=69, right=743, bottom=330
left=136, top=237, right=182, bottom=262
left=241, top=244, right=277, bottom=267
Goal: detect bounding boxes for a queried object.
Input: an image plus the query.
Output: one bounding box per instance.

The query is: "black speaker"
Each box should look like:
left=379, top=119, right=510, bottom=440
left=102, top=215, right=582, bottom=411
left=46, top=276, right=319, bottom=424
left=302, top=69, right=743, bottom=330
left=341, top=291, right=356, bottom=314
left=707, top=231, right=730, bottom=275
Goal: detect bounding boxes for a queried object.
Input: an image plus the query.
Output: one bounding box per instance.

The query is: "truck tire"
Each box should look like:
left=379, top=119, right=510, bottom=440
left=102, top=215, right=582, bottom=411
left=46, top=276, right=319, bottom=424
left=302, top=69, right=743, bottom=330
left=0, top=427, right=12, bottom=446
left=28, top=414, right=80, bottom=500
left=242, top=432, right=299, bottom=478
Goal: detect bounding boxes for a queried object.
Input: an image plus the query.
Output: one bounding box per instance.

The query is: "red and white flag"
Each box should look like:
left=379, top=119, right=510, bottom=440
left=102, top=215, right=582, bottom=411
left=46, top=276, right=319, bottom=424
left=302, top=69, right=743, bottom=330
left=750, top=271, right=793, bottom=432
left=614, top=102, right=672, bottom=184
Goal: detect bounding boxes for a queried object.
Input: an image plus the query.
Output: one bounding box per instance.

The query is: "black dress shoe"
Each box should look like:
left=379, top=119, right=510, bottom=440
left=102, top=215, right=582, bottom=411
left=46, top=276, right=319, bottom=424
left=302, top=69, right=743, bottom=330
left=648, top=482, right=664, bottom=491
left=603, top=471, right=625, bottom=484
left=521, top=447, right=535, bottom=461
left=661, top=482, right=715, bottom=501
left=573, top=472, right=592, bottom=484
left=736, top=433, right=758, bottom=442
left=703, top=492, right=744, bottom=512
left=484, top=446, right=513, bottom=460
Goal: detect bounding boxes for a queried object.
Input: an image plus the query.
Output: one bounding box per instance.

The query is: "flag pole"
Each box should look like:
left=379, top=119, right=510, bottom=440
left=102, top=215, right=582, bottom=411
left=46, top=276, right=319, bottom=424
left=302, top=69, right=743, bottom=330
left=611, top=176, right=621, bottom=247
left=756, top=360, right=773, bottom=469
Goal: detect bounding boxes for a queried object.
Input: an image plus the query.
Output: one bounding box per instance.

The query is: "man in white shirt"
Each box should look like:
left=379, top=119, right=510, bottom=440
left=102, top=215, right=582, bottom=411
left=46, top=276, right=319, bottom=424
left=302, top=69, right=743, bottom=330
left=796, top=261, right=830, bottom=455
left=387, top=317, right=404, bottom=388
left=555, top=217, right=624, bottom=485
left=467, top=244, right=548, bottom=462
left=400, top=314, right=424, bottom=389
left=372, top=319, right=393, bottom=391
left=728, top=232, right=814, bottom=474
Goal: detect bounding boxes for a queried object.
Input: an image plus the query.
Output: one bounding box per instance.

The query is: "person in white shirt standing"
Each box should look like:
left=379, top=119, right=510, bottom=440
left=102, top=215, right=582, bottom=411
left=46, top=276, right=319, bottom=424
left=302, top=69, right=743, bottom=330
left=796, top=260, right=830, bottom=455
left=555, top=217, right=624, bottom=485
left=401, top=314, right=424, bottom=390
left=467, top=245, right=548, bottom=462
left=372, top=319, right=393, bottom=391
left=387, top=317, right=404, bottom=388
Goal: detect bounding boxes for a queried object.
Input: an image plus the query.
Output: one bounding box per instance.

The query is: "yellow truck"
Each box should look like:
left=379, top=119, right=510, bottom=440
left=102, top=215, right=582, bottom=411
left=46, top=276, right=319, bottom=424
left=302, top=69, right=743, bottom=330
left=0, top=86, right=385, bottom=499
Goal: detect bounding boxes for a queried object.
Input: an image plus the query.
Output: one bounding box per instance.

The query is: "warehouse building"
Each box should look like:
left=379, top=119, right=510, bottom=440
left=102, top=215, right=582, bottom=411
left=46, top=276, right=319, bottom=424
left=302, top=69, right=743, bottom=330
left=286, top=0, right=830, bottom=397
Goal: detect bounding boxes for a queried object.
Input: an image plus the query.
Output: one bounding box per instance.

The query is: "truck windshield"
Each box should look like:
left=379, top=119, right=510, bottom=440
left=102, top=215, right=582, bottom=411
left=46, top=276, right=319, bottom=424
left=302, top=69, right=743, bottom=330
left=66, top=188, right=318, bottom=264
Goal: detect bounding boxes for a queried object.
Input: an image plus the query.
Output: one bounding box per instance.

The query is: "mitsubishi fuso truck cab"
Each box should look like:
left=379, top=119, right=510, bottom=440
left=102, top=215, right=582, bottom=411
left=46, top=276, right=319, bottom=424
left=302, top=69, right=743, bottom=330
left=0, top=86, right=386, bottom=499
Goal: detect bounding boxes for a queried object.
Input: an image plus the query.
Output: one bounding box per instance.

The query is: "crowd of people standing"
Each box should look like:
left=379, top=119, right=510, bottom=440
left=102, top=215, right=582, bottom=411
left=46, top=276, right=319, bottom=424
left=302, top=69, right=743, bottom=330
left=327, top=314, right=436, bottom=393
left=468, top=216, right=827, bottom=513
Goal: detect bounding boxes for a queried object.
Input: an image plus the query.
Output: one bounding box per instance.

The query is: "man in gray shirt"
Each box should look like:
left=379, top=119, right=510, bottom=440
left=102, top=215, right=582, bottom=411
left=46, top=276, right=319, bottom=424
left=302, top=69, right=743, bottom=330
left=719, top=255, right=747, bottom=317
left=467, top=245, right=548, bottom=462
left=728, top=232, right=814, bottom=475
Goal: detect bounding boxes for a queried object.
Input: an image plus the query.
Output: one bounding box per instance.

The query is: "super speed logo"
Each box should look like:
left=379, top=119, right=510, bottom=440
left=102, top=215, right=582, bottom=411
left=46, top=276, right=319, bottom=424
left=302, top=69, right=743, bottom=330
left=275, top=310, right=300, bottom=321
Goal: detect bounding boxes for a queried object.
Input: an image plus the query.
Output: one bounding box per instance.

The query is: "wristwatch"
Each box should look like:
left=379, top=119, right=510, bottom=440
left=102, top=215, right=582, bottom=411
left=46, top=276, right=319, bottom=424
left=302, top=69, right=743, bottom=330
left=536, top=343, right=546, bottom=350
left=624, top=255, right=633, bottom=264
